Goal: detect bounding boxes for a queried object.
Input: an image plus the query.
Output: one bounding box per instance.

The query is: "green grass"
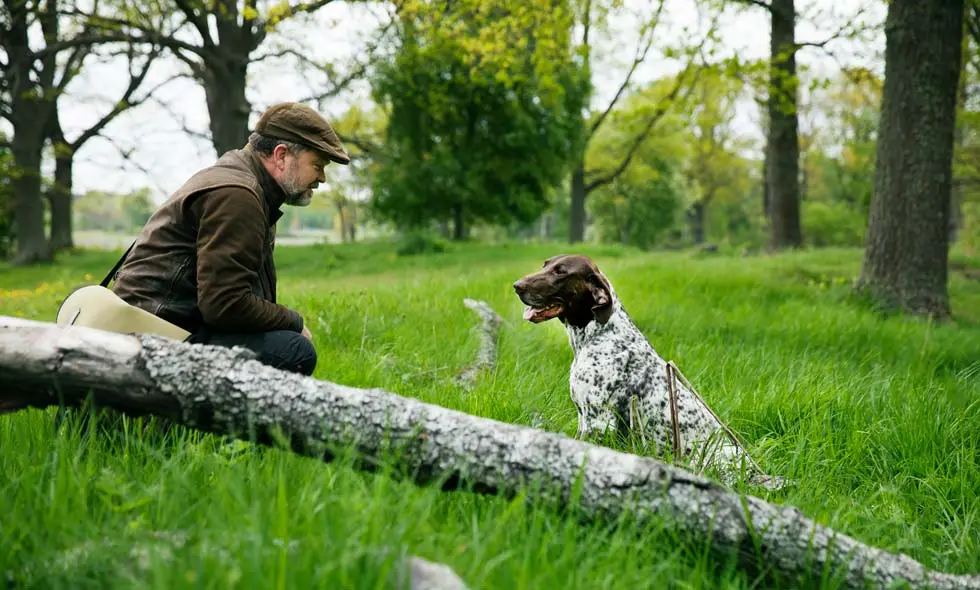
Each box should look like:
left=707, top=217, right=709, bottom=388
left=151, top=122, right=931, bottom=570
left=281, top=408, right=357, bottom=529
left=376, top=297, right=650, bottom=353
left=1, top=239, right=979, bottom=588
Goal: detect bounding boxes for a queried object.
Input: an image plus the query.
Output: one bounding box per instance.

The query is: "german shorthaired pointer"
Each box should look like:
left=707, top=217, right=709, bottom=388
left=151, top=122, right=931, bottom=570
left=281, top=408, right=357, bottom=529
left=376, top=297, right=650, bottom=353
left=513, top=254, right=787, bottom=489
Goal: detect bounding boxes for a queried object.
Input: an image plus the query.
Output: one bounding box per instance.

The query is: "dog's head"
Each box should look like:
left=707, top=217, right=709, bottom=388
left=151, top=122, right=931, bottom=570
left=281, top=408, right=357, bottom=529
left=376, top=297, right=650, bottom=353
left=512, top=254, right=614, bottom=327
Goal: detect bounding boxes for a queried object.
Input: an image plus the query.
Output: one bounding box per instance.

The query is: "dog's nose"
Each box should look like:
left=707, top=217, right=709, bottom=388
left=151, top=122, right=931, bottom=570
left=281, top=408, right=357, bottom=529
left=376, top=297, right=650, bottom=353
left=513, top=279, right=525, bottom=292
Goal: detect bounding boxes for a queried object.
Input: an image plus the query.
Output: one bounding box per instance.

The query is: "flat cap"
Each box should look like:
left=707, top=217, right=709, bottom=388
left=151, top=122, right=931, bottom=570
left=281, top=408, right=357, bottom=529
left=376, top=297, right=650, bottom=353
left=255, top=102, right=351, bottom=165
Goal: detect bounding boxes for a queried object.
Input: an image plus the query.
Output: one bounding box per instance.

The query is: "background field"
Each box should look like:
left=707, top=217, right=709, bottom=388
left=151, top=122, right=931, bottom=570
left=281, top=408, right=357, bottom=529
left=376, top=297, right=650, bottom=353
left=2, top=241, right=979, bottom=589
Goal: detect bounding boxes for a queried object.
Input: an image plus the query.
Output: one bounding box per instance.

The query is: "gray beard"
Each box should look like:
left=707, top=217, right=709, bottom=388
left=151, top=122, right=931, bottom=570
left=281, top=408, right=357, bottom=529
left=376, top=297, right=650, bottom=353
left=280, top=174, right=312, bottom=207
left=284, top=190, right=312, bottom=207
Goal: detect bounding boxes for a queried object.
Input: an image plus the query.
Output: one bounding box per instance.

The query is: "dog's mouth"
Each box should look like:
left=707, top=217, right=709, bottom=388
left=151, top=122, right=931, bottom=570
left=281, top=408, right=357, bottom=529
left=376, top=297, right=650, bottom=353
left=522, top=303, right=562, bottom=323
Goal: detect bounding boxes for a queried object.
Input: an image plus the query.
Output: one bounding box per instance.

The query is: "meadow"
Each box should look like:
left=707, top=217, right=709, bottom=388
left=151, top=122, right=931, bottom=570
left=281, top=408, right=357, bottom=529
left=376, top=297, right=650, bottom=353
left=1, top=239, right=979, bottom=589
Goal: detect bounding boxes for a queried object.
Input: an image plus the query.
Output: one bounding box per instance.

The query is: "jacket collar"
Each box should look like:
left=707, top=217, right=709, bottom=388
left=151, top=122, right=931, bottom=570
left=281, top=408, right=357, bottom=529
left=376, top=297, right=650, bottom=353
left=240, top=145, right=287, bottom=224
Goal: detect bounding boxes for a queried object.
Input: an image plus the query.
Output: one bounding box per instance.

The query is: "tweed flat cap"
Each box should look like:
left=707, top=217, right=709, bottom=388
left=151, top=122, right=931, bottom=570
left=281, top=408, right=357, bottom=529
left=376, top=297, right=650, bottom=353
left=255, top=102, right=351, bottom=165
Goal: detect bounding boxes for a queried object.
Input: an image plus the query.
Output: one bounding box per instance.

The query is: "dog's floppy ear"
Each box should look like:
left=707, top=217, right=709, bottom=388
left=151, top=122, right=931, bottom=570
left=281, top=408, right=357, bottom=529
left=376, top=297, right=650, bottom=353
left=588, top=272, right=614, bottom=325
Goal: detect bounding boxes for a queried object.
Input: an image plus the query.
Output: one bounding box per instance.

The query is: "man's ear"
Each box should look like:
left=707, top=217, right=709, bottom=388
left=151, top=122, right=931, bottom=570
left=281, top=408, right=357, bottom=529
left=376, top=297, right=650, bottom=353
left=272, top=144, right=290, bottom=169
left=588, top=273, right=613, bottom=324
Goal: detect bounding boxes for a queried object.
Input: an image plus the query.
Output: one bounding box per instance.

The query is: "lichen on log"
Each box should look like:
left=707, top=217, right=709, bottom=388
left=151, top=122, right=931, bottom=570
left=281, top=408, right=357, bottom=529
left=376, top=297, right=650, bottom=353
left=0, top=316, right=977, bottom=590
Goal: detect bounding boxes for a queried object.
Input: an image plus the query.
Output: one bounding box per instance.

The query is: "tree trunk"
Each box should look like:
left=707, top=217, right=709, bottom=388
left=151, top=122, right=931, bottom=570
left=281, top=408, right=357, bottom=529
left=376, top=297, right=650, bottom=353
left=568, top=163, right=587, bottom=243
left=766, top=0, right=803, bottom=250
left=688, top=202, right=706, bottom=245
left=452, top=204, right=466, bottom=240
left=336, top=204, right=348, bottom=243
left=857, top=0, right=964, bottom=319
left=10, top=129, right=50, bottom=265
left=761, top=153, right=770, bottom=219
left=950, top=65, right=968, bottom=245
left=1, top=317, right=979, bottom=590
left=203, top=59, right=252, bottom=156
left=48, top=146, right=75, bottom=252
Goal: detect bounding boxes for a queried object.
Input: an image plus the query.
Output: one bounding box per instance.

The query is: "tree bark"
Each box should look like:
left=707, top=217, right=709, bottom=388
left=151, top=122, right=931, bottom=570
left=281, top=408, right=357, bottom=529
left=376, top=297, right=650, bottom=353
left=761, top=152, right=771, bottom=220
left=1, top=317, right=978, bottom=590
left=203, top=57, right=253, bottom=156
left=452, top=204, right=466, bottom=241
left=335, top=202, right=348, bottom=243
left=950, top=62, right=968, bottom=245
left=857, top=0, right=964, bottom=319
left=48, top=142, right=75, bottom=253
left=688, top=201, right=706, bottom=245
left=569, top=163, right=587, bottom=243
left=9, top=131, right=50, bottom=265
left=4, top=1, right=55, bottom=265
left=766, top=0, right=803, bottom=250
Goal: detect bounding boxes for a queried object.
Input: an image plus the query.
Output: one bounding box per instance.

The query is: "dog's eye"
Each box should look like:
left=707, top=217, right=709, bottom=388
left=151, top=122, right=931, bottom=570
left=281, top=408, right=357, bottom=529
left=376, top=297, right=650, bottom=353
left=553, top=265, right=566, bottom=275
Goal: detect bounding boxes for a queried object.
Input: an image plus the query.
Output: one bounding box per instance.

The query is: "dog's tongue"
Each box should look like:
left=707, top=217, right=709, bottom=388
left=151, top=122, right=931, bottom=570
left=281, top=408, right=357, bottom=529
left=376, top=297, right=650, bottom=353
left=523, top=304, right=560, bottom=322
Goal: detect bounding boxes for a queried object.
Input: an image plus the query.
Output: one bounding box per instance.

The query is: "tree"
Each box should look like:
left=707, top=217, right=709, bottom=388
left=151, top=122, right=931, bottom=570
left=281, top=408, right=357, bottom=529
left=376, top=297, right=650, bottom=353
left=855, top=0, right=965, bottom=319
left=585, top=85, right=688, bottom=248
left=45, top=43, right=164, bottom=252
left=953, top=1, right=980, bottom=254
left=678, top=65, right=752, bottom=245
left=588, top=159, right=684, bottom=249
left=101, top=0, right=385, bottom=157
left=0, top=1, right=159, bottom=263
left=1, top=0, right=75, bottom=263
left=801, top=68, right=882, bottom=247
left=0, top=136, right=14, bottom=259
left=369, top=0, right=588, bottom=239
left=729, top=0, right=877, bottom=251
left=565, top=0, right=715, bottom=243
left=726, top=0, right=802, bottom=249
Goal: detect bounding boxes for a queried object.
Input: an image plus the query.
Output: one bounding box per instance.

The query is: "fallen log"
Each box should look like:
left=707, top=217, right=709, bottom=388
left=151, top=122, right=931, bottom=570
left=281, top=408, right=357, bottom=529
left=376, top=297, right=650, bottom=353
left=452, top=298, right=503, bottom=391
left=0, top=316, right=977, bottom=589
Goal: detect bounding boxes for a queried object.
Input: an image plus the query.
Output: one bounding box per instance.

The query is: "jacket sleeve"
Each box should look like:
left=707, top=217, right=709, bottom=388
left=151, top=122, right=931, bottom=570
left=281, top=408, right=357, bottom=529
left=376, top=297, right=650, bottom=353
left=192, top=186, right=304, bottom=333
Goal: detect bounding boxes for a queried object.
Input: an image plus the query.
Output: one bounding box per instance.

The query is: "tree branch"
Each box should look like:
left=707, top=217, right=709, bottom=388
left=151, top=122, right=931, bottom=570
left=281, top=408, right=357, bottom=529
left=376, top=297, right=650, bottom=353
left=794, top=5, right=870, bottom=52
left=0, top=316, right=978, bottom=590
left=585, top=63, right=704, bottom=194
left=290, top=17, right=396, bottom=103
left=588, top=0, right=665, bottom=136
left=966, top=5, right=980, bottom=49
left=268, top=0, right=339, bottom=22
left=52, top=39, right=92, bottom=93
left=334, top=131, right=379, bottom=156
left=731, top=0, right=771, bottom=11
left=80, top=131, right=181, bottom=197
left=69, top=48, right=169, bottom=151
left=172, top=0, right=214, bottom=49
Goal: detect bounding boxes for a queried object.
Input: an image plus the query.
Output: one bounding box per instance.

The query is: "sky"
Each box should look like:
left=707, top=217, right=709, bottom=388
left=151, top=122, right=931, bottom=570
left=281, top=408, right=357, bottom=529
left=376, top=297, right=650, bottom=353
left=12, top=0, right=885, bottom=204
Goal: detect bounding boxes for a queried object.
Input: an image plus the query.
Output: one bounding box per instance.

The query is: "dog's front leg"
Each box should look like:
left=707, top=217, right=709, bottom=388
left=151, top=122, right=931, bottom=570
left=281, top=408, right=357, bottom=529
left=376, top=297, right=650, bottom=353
left=574, top=405, right=588, bottom=439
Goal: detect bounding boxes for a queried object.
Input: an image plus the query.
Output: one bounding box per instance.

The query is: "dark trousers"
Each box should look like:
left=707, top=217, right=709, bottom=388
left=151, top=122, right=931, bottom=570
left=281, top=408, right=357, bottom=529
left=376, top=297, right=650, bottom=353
left=202, top=329, right=318, bottom=376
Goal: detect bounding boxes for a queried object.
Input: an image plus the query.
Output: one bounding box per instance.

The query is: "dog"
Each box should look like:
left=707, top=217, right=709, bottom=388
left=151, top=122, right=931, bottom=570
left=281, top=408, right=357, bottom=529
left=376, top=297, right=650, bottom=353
left=513, top=254, right=786, bottom=489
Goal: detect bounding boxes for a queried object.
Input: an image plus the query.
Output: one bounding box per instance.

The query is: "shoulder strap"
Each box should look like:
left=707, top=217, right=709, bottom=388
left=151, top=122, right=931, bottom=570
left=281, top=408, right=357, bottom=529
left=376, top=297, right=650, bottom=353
left=100, top=240, right=137, bottom=287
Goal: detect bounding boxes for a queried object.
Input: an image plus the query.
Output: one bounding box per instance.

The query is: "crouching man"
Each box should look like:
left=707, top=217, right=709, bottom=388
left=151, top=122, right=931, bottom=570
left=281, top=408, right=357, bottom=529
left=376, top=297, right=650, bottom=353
left=110, top=102, right=351, bottom=376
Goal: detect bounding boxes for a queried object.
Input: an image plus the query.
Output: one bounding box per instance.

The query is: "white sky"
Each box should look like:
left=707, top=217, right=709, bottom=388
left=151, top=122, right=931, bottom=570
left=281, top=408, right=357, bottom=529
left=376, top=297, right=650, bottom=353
left=10, top=0, right=885, bottom=203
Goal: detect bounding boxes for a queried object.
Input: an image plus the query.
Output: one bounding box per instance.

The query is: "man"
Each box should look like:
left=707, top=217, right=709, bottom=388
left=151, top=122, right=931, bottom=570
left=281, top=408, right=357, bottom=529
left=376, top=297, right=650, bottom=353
left=110, top=102, right=350, bottom=376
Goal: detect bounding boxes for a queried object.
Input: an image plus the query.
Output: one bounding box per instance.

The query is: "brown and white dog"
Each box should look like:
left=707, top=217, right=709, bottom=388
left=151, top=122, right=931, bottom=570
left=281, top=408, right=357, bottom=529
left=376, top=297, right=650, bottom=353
left=513, top=254, right=786, bottom=489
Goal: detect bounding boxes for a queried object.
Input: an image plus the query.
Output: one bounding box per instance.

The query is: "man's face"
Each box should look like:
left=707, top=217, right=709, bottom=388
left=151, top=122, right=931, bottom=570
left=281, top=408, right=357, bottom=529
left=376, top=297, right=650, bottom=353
left=274, top=145, right=327, bottom=207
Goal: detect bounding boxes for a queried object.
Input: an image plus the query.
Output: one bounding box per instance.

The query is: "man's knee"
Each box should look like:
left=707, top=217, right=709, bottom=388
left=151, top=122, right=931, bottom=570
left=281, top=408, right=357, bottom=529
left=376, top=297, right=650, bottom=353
left=265, top=331, right=317, bottom=376
left=204, top=329, right=317, bottom=376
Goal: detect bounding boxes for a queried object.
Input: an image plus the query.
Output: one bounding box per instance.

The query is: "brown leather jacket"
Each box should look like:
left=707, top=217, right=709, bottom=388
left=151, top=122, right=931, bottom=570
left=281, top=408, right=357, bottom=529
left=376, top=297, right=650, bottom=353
left=111, top=146, right=304, bottom=337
